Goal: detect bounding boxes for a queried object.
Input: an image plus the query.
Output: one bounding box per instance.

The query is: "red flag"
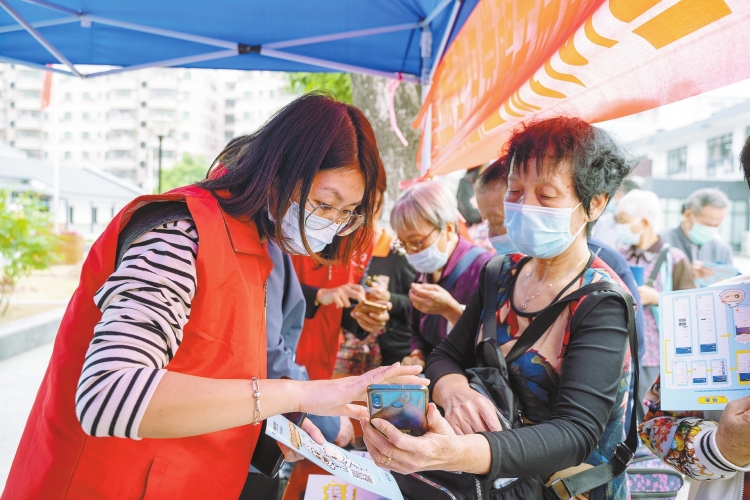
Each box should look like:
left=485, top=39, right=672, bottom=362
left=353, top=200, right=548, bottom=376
left=40, top=71, right=52, bottom=111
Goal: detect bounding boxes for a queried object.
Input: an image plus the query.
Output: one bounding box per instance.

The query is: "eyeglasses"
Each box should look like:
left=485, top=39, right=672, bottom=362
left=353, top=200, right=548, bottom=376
left=393, top=227, right=439, bottom=253
left=305, top=200, right=365, bottom=236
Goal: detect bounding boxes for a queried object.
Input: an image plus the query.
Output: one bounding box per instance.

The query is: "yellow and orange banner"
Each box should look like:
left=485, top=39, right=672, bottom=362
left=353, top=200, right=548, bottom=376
left=420, top=0, right=750, bottom=175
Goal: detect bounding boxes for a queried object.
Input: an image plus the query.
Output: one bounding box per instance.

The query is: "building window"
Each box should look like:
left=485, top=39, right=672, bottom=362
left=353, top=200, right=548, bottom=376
left=82, top=131, right=89, bottom=140
left=226, top=83, right=235, bottom=91
left=225, top=114, right=235, bottom=124
left=182, top=132, right=189, bottom=140
left=83, top=151, right=89, bottom=159
left=667, top=147, right=687, bottom=175
left=64, top=132, right=71, bottom=140
left=65, top=92, right=72, bottom=100
left=83, top=112, right=90, bottom=120
left=269, top=90, right=274, bottom=98
left=225, top=99, right=235, bottom=108
left=64, top=112, right=72, bottom=120
left=64, top=151, right=71, bottom=159
left=183, top=112, right=190, bottom=119
left=244, top=91, right=252, bottom=99
left=83, top=92, right=91, bottom=101
left=141, top=101, right=147, bottom=108
left=707, top=133, right=733, bottom=176
left=68, top=206, right=74, bottom=224
left=244, top=112, right=251, bottom=119
left=91, top=206, right=97, bottom=224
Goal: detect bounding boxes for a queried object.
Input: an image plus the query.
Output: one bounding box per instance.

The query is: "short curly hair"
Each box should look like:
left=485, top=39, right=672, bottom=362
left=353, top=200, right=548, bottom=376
left=502, top=116, right=632, bottom=236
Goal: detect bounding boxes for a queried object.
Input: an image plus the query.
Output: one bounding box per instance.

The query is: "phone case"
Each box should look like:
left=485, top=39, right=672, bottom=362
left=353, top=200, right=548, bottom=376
left=367, top=385, right=428, bottom=437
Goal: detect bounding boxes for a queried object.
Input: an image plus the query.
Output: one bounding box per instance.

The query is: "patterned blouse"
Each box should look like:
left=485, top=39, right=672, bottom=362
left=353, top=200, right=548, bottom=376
left=488, top=253, right=633, bottom=500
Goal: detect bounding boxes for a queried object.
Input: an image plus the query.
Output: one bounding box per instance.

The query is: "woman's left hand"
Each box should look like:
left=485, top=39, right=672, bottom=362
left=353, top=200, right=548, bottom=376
left=361, top=403, right=490, bottom=475
left=409, top=284, right=463, bottom=324
left=297, top=363, right=429, bottom=420
left=637, top=285, right=659, bottom=306
left=352, top=301, right=392, bottom=334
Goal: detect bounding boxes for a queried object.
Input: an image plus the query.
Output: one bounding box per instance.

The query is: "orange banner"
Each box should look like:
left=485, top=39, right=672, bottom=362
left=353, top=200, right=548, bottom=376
left=421, top=0, right=750, bottom=176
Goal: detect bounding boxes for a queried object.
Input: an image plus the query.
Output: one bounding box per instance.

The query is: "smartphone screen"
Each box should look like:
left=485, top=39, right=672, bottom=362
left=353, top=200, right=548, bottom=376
left=673, top=297, right=693, bottom=355
left=368, top=385, right=428, bottom=437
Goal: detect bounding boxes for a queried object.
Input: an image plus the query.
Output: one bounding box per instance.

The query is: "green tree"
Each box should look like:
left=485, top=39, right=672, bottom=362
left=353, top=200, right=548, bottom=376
left=284, top=73, right=353, bottom=104
left=160, top=153, right=209, bottom=193
left=0, top=191, right=58, bottom=315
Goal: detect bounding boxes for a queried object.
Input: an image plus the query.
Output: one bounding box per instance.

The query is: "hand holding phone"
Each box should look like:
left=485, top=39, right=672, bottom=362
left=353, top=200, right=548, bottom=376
left=367, top=385, right=428, bottom=437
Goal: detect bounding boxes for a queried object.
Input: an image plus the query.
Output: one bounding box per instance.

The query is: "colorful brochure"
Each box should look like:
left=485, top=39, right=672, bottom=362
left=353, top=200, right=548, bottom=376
left=303, top=474, right=390, bottom=500
left=265, top=414, right=404, bottom=500
left=659, top=284, right=750, bottom=410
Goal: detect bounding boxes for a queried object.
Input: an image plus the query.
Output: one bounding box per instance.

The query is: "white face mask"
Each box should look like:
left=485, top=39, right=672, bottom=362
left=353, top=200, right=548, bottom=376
left=271, top=201, right=338, bottom=255
left=405, top=234, right=449, bottom=273
left=615, top=222, right=641, bottom=247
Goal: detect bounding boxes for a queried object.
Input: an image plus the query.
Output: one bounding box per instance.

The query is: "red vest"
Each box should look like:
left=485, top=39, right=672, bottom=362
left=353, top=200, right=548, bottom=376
left=2, top=186, right=271, bottom=500
left=291, top=242, right=373, bottom=381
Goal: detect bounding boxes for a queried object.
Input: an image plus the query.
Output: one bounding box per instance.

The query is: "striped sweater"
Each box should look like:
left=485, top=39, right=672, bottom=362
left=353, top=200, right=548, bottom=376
left=75, top=219, right=198, bottom=439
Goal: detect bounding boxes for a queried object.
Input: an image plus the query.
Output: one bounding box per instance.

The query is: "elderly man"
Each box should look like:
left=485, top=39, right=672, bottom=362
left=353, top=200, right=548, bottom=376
left=660, top=188, right=733, bottom=281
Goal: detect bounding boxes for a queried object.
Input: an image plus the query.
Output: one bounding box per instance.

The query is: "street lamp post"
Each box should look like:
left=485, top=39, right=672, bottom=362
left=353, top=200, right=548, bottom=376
left=157, top=134, right=164, bottom=194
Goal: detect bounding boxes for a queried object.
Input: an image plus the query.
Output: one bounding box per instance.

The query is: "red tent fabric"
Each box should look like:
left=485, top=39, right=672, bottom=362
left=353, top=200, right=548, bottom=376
left=419, top=0, right=750, bottom=175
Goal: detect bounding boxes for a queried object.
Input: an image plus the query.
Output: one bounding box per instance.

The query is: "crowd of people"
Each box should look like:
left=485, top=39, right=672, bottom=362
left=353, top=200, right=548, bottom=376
left=3, top=92, right=749, bottom=500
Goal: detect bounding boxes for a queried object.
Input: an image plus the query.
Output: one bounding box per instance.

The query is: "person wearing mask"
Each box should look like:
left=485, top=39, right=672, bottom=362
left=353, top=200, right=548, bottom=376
left=337, top=191, right=417, bottom=371
left=639, top=137, right=750, bottom=500
left=660, top=187, right=733, bottom=281
left=591, top=177, right=641, bottom=248
left=2, top=94, right=427, bottom=500
left=361, top=117, right=634, bottom=500
left=614, top=189, right=695, bottom=404
left=391, top=181, right=493, bottom=366
left=475, top=157, right=647, bottom=387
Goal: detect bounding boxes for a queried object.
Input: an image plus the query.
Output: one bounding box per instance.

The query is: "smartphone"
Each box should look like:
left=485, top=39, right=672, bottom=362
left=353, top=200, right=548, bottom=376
left=367, top=384, right=428, bottom=437
left=357, top=300, right=388, bottom=314
left=251, top=411, right=306, bottom=478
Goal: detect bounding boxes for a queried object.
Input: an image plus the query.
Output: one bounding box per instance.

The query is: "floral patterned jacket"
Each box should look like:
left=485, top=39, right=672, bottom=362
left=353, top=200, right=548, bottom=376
left=639, top=376, right=750, bottom=499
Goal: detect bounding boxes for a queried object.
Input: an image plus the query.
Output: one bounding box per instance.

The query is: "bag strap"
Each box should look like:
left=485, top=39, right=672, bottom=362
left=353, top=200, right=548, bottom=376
left=115, top=201, right=192, bottom=268
left=645, top=243, right=671, bottom=288
left=441, top=246, right=486, bottom=292
left=481, top=255, right=505, bottom=343
left=505, top=281, right=619, bottom=364
left=548, top=285, right=642, bottom=500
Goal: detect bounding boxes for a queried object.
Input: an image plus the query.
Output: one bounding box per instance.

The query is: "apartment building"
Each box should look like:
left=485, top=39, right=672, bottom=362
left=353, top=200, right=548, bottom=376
left=0, top=64, right=294, bottom=189
left=625, top=100, right=750, bottom=253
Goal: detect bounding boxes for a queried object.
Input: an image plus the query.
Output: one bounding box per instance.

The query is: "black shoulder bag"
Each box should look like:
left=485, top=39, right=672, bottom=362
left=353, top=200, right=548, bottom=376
left=396, top=256, right=642, bottom=500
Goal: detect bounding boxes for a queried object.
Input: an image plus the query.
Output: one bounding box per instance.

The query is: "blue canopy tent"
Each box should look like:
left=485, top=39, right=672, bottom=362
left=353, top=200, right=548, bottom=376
left=0, top=0, right=478, bottom=85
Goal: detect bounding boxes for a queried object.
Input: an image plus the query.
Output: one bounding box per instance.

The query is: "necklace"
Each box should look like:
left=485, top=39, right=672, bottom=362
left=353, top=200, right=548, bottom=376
left=522, top=255, right=588, bottom=310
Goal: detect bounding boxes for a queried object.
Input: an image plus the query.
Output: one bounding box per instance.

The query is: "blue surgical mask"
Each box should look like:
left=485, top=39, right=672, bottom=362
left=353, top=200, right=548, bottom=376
left=688, top=216, right=718, bottom=246
left=503, top=201, right=585, bottom=259
left=271, top=201, right=338, bottom=255
left=615, top=223, right=641, bottom=247
left=489, top=233, right=517, bottom=255
left=405, top=234, right=449, bottom=273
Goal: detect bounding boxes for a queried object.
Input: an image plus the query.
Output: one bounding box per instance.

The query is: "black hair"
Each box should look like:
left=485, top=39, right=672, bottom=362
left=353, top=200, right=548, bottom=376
left=740, top=135, right=750, bottom=189
left=198, top=92, right=383, bottom=264
left=502, top=116, right=632, bottom=236
left=475, top=158, right=509, bottom=192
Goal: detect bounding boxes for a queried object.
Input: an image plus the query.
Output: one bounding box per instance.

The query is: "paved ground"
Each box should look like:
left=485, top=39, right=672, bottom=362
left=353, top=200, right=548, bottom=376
left=0, top=342, right=53, bottom=490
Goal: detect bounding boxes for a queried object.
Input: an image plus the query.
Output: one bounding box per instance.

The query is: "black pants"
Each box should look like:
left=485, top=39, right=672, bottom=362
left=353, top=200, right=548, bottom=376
left=239, top=473, right=281, bottom=500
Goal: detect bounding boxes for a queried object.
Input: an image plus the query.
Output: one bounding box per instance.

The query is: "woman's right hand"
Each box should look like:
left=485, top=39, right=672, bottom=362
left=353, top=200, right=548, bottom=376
left=316, top=284, right=367, bottom=308
left=297, top=363, right=428, bottom=420
left=434, top=374, right=503, bottom=435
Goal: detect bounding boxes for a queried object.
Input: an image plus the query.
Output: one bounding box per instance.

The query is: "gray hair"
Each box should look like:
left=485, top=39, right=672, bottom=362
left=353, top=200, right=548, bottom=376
left=390, top=180, right=458, bottom=233
left=683, top=188, right=729, bottom=215
left=616, top=189, right=663, bottom=233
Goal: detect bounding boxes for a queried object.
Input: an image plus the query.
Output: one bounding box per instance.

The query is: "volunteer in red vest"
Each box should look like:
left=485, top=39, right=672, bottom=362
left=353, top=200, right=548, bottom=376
left=2, top=93, right=426, bottom=500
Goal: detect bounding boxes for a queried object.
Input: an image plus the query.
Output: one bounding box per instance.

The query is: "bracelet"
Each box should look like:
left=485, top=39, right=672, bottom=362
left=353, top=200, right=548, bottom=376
left=251, top=377, right=261, bottom=425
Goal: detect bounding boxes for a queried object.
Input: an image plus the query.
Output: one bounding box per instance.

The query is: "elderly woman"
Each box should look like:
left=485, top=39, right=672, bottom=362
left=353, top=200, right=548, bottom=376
left=615, top=189, right=695, bottom=400
left=362, top=118, right=634, bottom=500
left=390, top=181, right=492, bottom=366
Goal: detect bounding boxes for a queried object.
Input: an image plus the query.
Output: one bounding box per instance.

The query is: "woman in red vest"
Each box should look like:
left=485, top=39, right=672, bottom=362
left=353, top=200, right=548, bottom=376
left=2, top=93, right=426, bottom=500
